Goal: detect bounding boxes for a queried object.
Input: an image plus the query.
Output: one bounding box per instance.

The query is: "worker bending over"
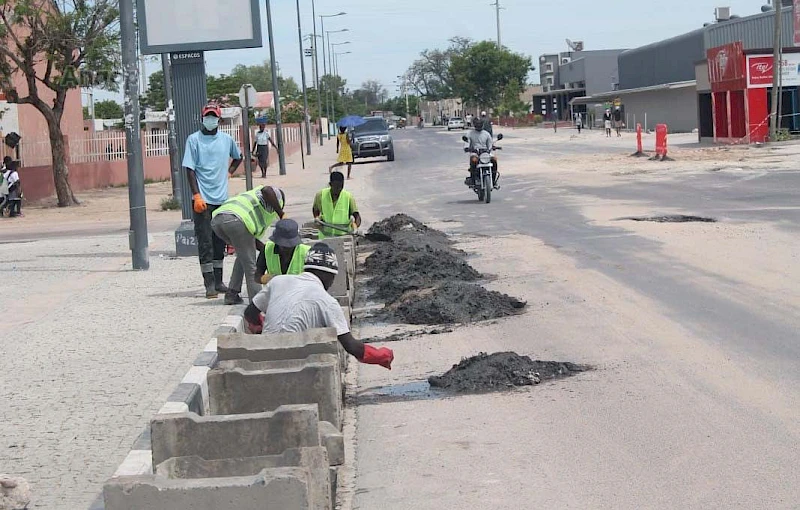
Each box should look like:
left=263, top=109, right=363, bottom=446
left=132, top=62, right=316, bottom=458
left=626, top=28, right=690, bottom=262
left=244, top=243, right=394, bottom=369
left=255, top=218, right=311, bottom=284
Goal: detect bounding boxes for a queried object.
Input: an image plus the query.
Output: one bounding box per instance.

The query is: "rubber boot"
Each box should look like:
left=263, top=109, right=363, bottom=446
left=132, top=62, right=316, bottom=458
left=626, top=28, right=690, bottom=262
left=224, top=290, right=244, bottom=305
left=213, top=268, right=229, bottom=293
left=203, top=272, right=219, bottom=299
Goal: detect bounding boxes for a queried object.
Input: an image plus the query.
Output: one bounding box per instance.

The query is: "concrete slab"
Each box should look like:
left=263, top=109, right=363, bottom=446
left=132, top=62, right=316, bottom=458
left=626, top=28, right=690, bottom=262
left=209, top=354, right=342, bottom=429
left=217, top=328, right=340, bottom=364
left=150, top=405, right=320, bottom=467
left=318, top=420, right=344, bottom=466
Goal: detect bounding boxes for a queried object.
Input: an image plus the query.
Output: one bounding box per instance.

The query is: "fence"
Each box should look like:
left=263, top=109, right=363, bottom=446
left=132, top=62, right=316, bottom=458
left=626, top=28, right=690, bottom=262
left=70, top=130, right=128, bottom=163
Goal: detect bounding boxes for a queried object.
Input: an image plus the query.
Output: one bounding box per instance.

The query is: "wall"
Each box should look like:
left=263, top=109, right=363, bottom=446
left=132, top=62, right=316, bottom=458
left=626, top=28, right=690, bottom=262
left=706, top=9, right=793, bottom=51
left=619, top=29, right=706, bottom=89
left=619, top=86, right=699, bottom=133
left=583, top=51, right=625, bottom=95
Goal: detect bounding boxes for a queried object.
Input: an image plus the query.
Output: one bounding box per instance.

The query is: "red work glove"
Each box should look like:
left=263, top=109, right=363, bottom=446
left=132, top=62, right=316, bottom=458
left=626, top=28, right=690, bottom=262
left=359, top=345, right=394, bottom=370
left=192, top=193, right=207, bottom=214
left=245, top=313, right=264, bottom=334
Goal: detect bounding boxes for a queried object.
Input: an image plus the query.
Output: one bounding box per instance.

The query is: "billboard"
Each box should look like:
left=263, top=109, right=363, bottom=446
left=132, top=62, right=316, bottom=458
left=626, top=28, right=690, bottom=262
left=137, top=0, right=263, bottom=55
left=707, top=42, right=746, bottom=93
left=747, top=54, right=800, bottom=88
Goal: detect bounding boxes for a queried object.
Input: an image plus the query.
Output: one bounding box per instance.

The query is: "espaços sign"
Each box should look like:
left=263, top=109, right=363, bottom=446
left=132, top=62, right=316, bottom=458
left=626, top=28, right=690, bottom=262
left=747, top=54, right=800, bottom=88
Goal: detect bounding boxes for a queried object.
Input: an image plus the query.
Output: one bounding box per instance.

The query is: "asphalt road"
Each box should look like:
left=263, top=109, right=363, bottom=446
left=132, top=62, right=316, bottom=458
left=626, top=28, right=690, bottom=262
left=350, top=127, right=800, bottom=509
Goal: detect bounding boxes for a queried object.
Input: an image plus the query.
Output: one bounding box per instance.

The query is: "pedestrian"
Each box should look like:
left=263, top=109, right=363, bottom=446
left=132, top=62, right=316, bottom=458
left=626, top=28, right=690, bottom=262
left=254, top=218, right=311, bottom=285
left=0, top=156, right=11, bottom=215
left=5, top=160, right=21, bottom=217
left=244, top=242, right=394, bottom=370
left=313, top=171, right=361, bottom=239
left=211, top=185, right=286, bottom=305
left=328, top=126, right=353, bottom=179
left=182, top=102, right=243, bottom=299
left=603, top=109, right=613, bottom=138
left=575, top=113, right=583, bottom=134
left=480, top=110, right=494, bottom=137
left=614, top=106, right=623, bottom=137
left=252, top=119, right=277, bottom=179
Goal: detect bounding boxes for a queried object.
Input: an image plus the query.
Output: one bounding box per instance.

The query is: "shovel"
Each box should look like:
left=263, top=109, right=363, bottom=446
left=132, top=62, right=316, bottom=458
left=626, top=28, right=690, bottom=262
left=315, top=219, right=392, bottom=242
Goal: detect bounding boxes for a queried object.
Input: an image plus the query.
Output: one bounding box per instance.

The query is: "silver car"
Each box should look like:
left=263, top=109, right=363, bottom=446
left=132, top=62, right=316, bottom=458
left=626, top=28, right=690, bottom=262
left=447, top=117, right=466, bottom=130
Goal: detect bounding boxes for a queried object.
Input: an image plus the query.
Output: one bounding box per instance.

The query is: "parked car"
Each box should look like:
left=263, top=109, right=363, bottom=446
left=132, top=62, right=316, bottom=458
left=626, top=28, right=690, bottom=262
left=447, top=117, right=466, bottom=130
left=351, top=117, right=395, bottom=162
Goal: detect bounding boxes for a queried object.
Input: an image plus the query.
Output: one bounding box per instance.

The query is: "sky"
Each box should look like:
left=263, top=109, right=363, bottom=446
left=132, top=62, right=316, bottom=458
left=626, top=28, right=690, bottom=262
left=93, top=0, right=769, bottom=105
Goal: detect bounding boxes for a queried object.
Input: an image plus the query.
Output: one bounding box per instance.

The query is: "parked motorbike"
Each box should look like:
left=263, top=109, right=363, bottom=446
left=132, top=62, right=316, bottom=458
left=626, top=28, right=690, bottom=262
left=462, top=133, right=503, bottom=203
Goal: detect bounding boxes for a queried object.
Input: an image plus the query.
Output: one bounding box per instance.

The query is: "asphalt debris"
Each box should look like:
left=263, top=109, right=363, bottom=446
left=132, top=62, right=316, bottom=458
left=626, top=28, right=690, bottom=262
left=429, top=352, right=589, bottom=393
left=623, top=215, right=716, bottom=223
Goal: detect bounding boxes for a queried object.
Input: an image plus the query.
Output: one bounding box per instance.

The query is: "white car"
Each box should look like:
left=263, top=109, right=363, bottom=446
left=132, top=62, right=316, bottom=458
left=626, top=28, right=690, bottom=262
left=447, top=117, right=466, bottom=130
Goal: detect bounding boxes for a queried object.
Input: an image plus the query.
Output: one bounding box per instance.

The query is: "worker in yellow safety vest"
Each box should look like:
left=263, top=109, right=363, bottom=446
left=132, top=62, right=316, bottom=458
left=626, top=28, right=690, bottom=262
left=211, top=185, right=286, bottom=305
left=312, top=171, right=361, bottom=239
left=255, top=218, right=311, bottom=285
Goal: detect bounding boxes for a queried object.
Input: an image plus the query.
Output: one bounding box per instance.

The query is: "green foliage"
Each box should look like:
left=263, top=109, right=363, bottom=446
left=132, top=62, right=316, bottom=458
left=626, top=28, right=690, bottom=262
left=94, top=99, right=123, bottom=119
left=141, top=70, right=166, bottom=111
left=450, top=42, right=532, bottom=110
left=160, top=195, right=181, bottom=211
left=83, top=106, right=90, bottom=120
left=381, top=95, right=420, bottom=118
left=498, top=80, right=528, bottom=117
left=405, top=37, right=471, bottom=100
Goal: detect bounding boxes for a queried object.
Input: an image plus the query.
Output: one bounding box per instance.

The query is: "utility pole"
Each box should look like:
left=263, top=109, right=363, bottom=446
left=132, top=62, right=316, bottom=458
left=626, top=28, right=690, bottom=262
left=492, top=0, right=502, bottom=47
left=161, top=53, right=181, bottom=201
left=295, top=0, right=312, bottom=155
left=311, top=3, right=323, bottom=145
left=266, top=0, right=287, bottom=175
left=120, top=0, right=149, bottom=270
left=770, top=0, right=783, bottom=141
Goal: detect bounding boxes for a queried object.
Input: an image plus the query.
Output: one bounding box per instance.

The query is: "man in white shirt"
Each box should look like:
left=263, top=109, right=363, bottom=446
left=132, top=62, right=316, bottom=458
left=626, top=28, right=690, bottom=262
left=252, top=119, right=278, bottom=178
left=244, top=243, right=394, bottom=369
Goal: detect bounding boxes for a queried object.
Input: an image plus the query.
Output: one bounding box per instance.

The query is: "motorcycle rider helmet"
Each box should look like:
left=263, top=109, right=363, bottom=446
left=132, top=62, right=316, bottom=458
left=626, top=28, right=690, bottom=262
left=472, top=117, right=483, bottom=130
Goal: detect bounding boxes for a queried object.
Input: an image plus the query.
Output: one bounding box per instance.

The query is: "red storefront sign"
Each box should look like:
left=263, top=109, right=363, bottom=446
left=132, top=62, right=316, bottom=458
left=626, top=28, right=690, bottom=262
left=707, top=42, right=747, bottom=92
left=655, top=124, right=668, bottom=156
left=748, top=56, right=775, bottom=87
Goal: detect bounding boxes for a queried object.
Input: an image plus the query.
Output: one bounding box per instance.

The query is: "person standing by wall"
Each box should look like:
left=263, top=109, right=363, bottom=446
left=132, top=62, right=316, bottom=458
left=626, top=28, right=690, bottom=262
left=183, top=102, right=244, bottom=299
left=614, top=106, right=623, bottom=137
left=252, top=119, right=277, bottom=179
left=5, top=160, right=21, bottom=217
left=575, top=112, right=583, bottom=134
left=603, top=109, right=613, bottom=138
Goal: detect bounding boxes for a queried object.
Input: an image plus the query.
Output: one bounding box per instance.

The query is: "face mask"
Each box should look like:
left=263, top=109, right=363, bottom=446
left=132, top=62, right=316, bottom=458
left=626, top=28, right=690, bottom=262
left=202, top=116, right=220, bottom=131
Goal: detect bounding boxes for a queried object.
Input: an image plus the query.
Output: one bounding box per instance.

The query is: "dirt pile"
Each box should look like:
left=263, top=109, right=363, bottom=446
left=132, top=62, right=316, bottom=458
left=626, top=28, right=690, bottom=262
left=364, top=214, right=526, bottom=325
left=388, top=282, right=525, bottom=325
left=429, top=352, right=588, bottom=393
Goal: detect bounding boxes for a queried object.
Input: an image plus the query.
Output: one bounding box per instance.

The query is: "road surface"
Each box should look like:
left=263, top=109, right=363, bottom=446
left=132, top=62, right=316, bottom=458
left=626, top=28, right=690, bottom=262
left=349, top=127, right=800, bottom=509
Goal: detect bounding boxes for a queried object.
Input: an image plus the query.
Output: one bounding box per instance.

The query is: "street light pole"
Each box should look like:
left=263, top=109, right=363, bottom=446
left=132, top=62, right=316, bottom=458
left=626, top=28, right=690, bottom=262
left=491, top=0, right=502, bottom=47
left=770, top=0, right=783, bottom=141
left=311, top=0, right=323, bottom=146
left=295, top=0, right=312, bottom=155
left=120, top=0, right=149, bottom=270
left=266, top=0, right=287, bottom=175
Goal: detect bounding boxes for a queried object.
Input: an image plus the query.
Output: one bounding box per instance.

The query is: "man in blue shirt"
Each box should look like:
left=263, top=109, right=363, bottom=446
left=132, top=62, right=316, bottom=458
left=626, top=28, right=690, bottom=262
left=183, top=102, right=243, bottom=298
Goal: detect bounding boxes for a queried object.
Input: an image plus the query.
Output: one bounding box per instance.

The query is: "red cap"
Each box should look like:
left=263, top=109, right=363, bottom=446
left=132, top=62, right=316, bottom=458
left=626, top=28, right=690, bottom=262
left=201, top=103, right=222, bottom=117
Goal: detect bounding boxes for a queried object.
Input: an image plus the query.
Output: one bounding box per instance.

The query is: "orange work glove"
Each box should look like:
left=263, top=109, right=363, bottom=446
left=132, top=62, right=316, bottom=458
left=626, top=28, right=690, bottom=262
left=192, top=193, right=207, bottom=214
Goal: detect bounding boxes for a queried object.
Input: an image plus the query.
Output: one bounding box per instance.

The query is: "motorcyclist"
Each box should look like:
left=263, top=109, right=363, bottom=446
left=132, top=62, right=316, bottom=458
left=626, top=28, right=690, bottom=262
left=464, top=117, right=499, bottom=188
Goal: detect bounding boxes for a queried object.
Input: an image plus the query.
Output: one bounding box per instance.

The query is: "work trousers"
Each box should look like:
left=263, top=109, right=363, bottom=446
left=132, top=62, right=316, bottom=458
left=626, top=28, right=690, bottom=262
left=193, top=202, right=225, bottom=274
left=211, top=212, right=260, bottom=300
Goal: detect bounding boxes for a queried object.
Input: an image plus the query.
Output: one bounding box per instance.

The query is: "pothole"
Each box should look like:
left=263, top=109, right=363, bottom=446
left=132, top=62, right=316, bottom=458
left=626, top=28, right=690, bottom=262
left=621, top=215, right=716, bottom=223
left=428, top=352, right=591, bottom=393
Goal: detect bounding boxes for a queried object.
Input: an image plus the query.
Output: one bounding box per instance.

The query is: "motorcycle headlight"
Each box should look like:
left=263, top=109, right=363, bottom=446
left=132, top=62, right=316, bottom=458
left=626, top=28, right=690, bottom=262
left=479, top=153, right=492, bottom=164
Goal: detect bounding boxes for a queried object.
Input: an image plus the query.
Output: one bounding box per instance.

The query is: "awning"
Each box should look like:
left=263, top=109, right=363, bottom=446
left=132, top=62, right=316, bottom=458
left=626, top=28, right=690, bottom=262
left=570, top=80, right=696, bottom=106
left=532, top=88, right=586, bottom=98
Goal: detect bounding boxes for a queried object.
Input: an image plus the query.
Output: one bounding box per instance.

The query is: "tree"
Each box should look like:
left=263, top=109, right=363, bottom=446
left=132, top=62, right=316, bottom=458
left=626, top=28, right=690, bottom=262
left=405, top=37, right=471, bottom=100
left=498, top=80, right=528, bottom=117
left=353, top=80, right=387, bottom=109
left=450, top=41, right=532, bottom=111
left=0, top=0, right=120, bottom=206
left=93, top=99, right=123, bottom=119
left=141, top=69, right=166, bottom=111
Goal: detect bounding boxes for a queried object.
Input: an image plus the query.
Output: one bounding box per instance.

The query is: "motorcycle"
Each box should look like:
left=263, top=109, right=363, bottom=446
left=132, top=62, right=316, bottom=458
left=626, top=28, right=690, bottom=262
left=462, top=133, right=503, bottom=204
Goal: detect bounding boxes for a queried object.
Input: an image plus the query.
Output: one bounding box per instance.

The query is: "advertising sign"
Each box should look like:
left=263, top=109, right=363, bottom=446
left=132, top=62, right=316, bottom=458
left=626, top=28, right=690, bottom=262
left=747, top=53, right=800, bottom=88
left=707, top=42, right=746, bottom=92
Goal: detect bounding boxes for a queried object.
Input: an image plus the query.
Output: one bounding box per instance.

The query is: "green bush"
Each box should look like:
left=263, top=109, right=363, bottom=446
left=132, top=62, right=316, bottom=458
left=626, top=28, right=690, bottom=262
left=160, top=195, right=180, bottom=211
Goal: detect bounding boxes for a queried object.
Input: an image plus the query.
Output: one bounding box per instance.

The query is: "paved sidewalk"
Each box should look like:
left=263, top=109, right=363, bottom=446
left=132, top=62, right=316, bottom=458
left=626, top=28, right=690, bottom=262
left=0, top=140, right=363, bottom=509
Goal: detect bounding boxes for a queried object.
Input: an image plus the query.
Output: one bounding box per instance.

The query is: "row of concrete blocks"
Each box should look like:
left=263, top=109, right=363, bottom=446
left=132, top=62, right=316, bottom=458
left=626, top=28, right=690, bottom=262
left=98, top=240, right=357, bottom=510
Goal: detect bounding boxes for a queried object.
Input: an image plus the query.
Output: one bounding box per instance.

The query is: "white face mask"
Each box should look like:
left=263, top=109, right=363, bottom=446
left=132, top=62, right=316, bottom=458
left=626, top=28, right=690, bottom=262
left=202, top=115, right=220, bottom=131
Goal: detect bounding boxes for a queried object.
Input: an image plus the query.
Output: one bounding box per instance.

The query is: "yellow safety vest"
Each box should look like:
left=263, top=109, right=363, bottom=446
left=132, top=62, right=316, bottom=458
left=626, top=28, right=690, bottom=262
left=265, top=242, right=310, bottom=276
left=319, top=188, right=352, bottom=239
left=213, top=186, right=283, bottom=239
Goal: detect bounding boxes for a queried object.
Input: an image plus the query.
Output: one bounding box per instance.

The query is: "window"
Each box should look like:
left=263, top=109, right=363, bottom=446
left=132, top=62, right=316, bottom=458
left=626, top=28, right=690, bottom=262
left=546, top=76, right=554, bottom=86
left=545, top=62, right=553, bottom=73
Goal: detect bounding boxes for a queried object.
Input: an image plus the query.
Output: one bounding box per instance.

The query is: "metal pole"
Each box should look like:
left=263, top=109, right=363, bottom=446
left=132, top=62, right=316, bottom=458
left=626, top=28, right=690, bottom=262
left=120, top=0, right=149, bottom=270
left=241, top=90, right=254, bottom=190
left=266, top=0, right=287, bottom=175
left=296, top=0, right=312, bottom=156
left=770, top=0, right=783, bottom=141
left=161, top=53, right=181, bottom=202
left=327, top=34, right=334, bottom=129
left=320, top=18, right=330, bottom=139
left=494, top=0, right=501, bottom=47
left=311, top=1, right=324, bottom=146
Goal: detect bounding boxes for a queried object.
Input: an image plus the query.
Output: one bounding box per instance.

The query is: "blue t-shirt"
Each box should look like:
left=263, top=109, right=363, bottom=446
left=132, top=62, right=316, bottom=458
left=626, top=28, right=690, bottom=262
left=182, top=130, right=242, bottom=205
